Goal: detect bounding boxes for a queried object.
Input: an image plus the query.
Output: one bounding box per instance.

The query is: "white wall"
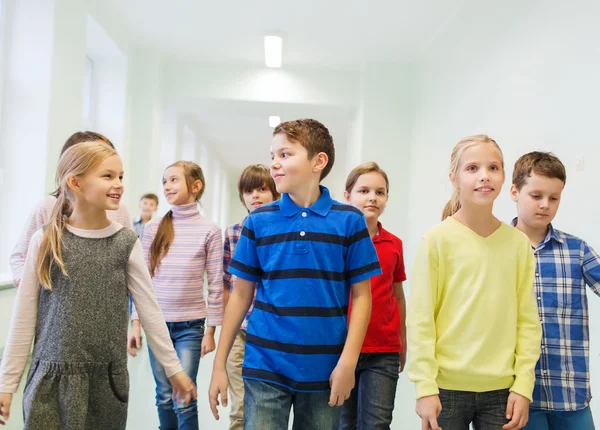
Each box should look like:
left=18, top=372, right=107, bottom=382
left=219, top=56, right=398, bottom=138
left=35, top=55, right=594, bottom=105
left=407, top=0, right=600, bottom=422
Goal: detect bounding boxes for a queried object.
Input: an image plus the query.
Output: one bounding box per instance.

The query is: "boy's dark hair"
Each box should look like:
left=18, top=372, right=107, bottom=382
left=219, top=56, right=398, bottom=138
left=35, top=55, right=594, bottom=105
left=512, top=151, right=567, bottom=191
left=140, top=193, right=159, bottom=205
left=61, top=131, right=114, bottom=155
left=238, top=164, right=280, bottom=207
left=273, top=119, right=335, bottom=180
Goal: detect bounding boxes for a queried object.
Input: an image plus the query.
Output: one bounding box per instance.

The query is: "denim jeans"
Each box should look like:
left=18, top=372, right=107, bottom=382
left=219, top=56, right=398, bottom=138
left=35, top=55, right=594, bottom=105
left=244, top=379, right=342, bottom=430
left=339, top=352, right=400, bottom=430
left=148, top=318, right=205, bottom=430
left=437, top=388, right=510, bottom=430
left=524, top=406, right=595, bottom=430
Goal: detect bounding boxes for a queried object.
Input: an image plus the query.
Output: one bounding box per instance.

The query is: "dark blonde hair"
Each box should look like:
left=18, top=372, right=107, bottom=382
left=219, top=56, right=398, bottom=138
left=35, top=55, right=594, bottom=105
left=512, top=151, right=566, bottom=191
left=140, top=193, right=159, bottom=205
left=442, top=135, right=504, bottom=220
left=149, top=161, right=205, bottom=276
left=345, top=162, right=390, bottom=194
left=237, top=164, right=280, bottom=208
left=273, top=119, right=335, bottom=180
left=38, top=142, right=118, bottom=290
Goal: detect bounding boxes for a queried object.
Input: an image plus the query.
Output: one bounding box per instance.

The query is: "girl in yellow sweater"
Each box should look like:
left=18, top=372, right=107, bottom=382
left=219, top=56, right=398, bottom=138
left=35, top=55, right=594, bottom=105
left=407, top=135, right=542, bottom=430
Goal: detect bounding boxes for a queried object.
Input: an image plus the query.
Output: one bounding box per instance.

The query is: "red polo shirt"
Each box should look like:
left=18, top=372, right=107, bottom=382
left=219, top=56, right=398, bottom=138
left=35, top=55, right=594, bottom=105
left=349, top=223, right=407, bottom=353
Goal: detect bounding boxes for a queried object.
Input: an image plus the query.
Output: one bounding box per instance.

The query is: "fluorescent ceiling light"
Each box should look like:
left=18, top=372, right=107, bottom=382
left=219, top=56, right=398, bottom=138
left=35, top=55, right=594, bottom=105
left=269, top=116, right=281, bottom=128
left=264, top=35, right=282, bottom=68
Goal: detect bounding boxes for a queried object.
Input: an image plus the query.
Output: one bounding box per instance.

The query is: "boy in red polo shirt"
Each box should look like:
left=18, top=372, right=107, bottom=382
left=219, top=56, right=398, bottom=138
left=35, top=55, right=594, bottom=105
left=340, top=162, right=407, bottom=429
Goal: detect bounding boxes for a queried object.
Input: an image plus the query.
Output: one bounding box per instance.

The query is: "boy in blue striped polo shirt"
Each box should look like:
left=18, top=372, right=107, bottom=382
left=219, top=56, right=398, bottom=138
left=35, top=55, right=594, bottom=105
left=209, top=119, right=381, bottom=430
left=511, top=152, right=600, bottom=430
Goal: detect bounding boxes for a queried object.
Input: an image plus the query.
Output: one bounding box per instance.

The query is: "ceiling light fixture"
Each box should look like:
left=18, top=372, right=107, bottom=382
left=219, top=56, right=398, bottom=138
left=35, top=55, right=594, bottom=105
left=269, top=116, right=281, bottom=128
left=264, top=35, right=282, bottom=68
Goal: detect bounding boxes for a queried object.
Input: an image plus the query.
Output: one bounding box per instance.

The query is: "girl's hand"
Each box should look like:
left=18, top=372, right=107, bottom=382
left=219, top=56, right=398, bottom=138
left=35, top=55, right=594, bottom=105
left=201, top=333, right=216, bottom=358
left=127, top=320, right=141, bottom=357
left=168, top=371, right=197, bottom=406
left=503, top=392, right=529, bottom=429
left=208, top=366, right=229, bottom=420
left=416, top=395, right=442, bottom=430
left=0, top=393, right=12, bottom=425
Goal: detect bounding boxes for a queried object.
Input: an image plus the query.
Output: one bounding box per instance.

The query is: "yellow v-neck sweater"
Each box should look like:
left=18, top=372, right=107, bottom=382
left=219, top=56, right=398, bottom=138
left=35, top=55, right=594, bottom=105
left=407, top=217, right=542, bottom=401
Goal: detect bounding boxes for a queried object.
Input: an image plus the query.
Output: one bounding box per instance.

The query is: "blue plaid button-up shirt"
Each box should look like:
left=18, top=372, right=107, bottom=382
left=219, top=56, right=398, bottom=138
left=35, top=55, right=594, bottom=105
left=513, top=219, right=600, bottom=411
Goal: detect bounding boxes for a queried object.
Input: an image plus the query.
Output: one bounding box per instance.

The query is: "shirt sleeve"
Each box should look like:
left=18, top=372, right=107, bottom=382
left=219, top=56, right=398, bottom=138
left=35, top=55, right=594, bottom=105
left=223, top=228, right=233, bottom=290
left=9, top=200, right=49, bottom=287
left=228, top=215, right=262, bottom=283
left=0, top=231, right=44, bottom=393
left=205, top=226, right=224, bottom=326
left=394, top=238, right=407, bottom=283
left=345, top=214, right=381, bottom=284
left=127, top=241, right=183, bottom=377
left=510, top=240, right=543, bottom=401
left=131, top=222, right=156, bottom=321
left=582, top=241, right=600, bottom=296
left=406, top=235, right=440, bottom=398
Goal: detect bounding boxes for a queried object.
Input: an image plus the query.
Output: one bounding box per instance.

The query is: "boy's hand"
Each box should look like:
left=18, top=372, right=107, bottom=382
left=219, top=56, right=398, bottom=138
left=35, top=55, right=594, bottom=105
left=127, top=320, right=141, bottom=357
left=0, top=393, right=12, bottom=425
left=168, top=371, right=197, bottom=406
left=328, top=360, right=355, bottom=407
left=208, top=366, right=229, bottom=420
left=416, top=395, right=442, bottom=430
left=503, top=392, right=529, bottom=429
left=201, top=333, right=216, bottom=358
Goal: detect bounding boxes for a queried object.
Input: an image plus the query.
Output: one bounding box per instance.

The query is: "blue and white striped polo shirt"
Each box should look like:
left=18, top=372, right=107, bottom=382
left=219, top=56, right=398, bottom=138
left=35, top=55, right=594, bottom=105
left=228, top=186, right=381, bottom=392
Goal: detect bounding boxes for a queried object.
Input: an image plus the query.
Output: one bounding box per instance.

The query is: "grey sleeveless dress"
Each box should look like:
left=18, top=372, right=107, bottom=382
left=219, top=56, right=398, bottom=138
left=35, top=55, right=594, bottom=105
left=22, top=227, right=138, bottom=430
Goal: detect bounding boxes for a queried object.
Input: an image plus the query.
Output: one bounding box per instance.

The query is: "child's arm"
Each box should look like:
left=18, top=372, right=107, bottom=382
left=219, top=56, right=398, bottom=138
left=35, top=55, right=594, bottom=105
left=393, top=282, right=407, bottom=372
left=222, top=230, right=233, bottom=309
left=9, top=199, right=48, bottom=288
left=126, top=241, right=196, bottom=404
left=329, top=278, right=371, bottom=406
left=504, top=243, right=542, bottom=430
left=202, top=227, right=225, bottom=357
left=209, top=278, right=256, bottom=420
left=0, top=231, right=44, bottom=424
left=406, top=236, right=442, bottom=430
left=582, top=241, right=600, bottom=295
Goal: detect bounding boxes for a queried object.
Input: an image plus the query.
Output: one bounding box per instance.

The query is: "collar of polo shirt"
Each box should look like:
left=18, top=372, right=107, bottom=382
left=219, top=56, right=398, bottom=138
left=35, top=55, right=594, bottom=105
left=279, top=185, right=333, bottom=217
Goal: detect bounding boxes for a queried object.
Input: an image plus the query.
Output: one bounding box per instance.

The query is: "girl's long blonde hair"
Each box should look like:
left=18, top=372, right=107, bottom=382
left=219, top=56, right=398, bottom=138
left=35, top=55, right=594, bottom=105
left=37, top=142, right=118, bottom=290
left=149, top=161, right=206, bottom=277
left=441, top=135, right=504, bottom=220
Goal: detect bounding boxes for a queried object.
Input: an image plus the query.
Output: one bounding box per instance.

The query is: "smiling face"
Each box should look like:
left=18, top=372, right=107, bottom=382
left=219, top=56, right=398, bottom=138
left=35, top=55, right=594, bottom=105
left=270, top=133, right=320, bottom=195
left=452, top=143, right=505, bottom=209
left=511, top=172, right=564, bottom=231
left=162, top=165, right=202, bottom=206
left=72, top=154, right=124, bottom=211
left=242, top=185, right=275, bottom=212
left=345, top=172, right=388, bottom=222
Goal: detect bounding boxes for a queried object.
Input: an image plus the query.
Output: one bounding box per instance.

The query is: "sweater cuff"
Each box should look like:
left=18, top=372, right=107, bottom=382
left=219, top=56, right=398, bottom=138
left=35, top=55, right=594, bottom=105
left=415, top=380, right=440, bottom=399
left=510, top=377, right=534, bottom=402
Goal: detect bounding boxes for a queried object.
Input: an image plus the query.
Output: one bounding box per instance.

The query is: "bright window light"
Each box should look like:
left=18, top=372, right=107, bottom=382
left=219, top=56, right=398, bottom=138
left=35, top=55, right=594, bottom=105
left=269, top=116, right=281, bottom=128
left=264, top=36, right=282, bottom=68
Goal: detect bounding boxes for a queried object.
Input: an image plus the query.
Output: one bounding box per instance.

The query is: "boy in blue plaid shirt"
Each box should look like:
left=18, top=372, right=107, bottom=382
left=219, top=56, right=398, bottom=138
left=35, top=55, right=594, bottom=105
left=511, top=151, right=600, bottom=429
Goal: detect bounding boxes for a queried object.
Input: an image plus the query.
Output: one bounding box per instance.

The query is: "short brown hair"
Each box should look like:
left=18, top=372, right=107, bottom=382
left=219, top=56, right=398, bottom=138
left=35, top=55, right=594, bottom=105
left=273, top=119, right=335, bottom=180
left=61, top=131, right=114, bottom=155
left=238, top=164, right=280, bottom=207
left=512, top=151, right=566, bottom=191
left=141, top=193, right=159, bottom=205
left=345, top=162, right=390, bottom=194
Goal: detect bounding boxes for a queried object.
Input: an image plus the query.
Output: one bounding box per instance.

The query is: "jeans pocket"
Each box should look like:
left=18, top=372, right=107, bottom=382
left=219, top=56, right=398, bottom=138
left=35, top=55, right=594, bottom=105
left=438, top=389, right=455, bottom=418
left=108, top=362, right=130, bottom=403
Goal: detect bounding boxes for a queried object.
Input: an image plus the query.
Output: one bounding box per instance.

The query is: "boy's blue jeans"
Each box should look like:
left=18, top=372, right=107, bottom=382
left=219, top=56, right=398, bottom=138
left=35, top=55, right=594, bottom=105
left=148, top=318, right=205, bottom=430
left=339, top=352, right=400, bottom=430
left=524, top=406, right=595, bottom=430
left=244, top=379, right=342, bottom=430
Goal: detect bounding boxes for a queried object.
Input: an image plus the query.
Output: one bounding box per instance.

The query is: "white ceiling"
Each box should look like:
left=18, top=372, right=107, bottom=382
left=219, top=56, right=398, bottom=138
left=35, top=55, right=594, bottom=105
left=183, top=100, right=354, bottom=170
left=106, top=0, right=465, bottom=67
